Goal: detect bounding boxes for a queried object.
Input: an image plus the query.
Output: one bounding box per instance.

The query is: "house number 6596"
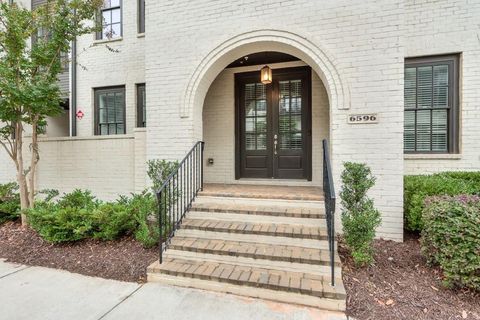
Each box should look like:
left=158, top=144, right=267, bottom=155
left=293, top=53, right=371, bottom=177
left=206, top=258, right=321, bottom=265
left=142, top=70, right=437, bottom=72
left=348, top=114, right=378, bottom=124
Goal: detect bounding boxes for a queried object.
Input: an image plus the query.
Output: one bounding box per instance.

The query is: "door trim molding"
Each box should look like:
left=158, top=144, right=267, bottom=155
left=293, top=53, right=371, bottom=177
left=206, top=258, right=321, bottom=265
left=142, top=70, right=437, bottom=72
left=234, top=66, right=312, bottom=180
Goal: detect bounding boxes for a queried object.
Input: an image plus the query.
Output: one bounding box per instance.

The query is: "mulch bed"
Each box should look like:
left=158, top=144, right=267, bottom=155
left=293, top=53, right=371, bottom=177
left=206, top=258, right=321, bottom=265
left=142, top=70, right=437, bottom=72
left=340, top=234, right=480, bottom=320
left=0, top=221, right=157, bottom=282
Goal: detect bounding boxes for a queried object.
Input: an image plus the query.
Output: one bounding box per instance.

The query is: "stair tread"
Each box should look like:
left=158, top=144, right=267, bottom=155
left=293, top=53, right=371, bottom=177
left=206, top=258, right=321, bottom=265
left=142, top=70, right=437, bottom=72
left=150, top=257, right=345, bottom=300
left=191, top=201, right=325, bottom=218
left=181, top=218, right=327, bottom=239
left=169, top=236, right=341, bottom=265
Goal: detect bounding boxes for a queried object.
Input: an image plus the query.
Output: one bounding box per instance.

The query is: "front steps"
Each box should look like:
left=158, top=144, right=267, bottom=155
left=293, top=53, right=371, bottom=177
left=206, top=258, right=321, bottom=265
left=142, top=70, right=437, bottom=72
left=147, top=195, right=346, bottom=311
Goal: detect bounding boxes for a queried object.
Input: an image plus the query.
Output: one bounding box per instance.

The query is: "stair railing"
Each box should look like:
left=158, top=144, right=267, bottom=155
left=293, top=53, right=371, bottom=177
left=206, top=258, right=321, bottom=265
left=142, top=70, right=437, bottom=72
left=156, top=141, right=205, bottom=263
left=322, top=139, right=336, bottom=286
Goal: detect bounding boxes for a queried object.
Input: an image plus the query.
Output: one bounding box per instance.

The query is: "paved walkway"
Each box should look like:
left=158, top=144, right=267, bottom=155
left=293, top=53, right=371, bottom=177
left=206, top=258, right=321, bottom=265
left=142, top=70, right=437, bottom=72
left=0, top=259, right=348, bottom=320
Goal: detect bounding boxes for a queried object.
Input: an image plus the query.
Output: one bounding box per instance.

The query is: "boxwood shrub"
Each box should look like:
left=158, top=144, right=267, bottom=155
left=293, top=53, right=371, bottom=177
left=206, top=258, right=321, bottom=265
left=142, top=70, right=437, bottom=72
left=27, top=189, right=160, bottom=247
left=404, top=172, right=480, bottom=232
left=421, top=195, right=480, bottom=291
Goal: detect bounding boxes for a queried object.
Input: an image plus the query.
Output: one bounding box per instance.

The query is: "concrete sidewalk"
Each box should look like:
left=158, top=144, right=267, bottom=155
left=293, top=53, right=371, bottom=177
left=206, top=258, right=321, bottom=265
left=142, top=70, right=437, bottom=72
left=0, top=259, right=348, bottom=320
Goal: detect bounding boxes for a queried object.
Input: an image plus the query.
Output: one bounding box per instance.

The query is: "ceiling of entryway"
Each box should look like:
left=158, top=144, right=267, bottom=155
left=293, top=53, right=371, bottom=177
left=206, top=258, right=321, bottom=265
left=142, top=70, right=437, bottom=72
left=226, top=51, right=300, bottom=68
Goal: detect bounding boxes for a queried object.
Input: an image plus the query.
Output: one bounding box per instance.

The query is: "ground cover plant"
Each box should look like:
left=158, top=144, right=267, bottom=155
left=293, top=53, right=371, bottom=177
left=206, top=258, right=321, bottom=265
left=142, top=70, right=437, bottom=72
left=0, top=182, right=20, bottom=224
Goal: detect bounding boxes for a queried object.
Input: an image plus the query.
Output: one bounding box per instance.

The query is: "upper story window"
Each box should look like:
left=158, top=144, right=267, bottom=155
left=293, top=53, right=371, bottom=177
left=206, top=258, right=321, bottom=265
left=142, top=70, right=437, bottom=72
left=404, top=55, right=459, bottom=154
left=95, top=86, right=126, bottom=135
left=137, top=84, right=146, bottom=127
left=97, top=0, right=122, bottom=40
left=138, top=0, right=145, bottom=34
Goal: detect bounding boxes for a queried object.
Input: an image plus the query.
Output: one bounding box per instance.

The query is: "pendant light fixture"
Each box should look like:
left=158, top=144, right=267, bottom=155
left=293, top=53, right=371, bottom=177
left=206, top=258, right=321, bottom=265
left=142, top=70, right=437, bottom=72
left=260, top=65, right=272, bottom=84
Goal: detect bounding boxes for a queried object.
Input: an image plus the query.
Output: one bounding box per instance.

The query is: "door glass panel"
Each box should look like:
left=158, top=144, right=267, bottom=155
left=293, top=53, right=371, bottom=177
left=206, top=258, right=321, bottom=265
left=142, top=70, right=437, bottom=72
left=244, top=82, right=267, bottom=151
left=278, top=80, right=303, bottom=150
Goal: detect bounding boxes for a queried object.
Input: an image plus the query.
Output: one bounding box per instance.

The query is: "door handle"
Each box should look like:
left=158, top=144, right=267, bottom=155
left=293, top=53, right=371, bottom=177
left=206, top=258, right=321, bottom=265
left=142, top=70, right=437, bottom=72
left=274, top=135, right=278, bottom=155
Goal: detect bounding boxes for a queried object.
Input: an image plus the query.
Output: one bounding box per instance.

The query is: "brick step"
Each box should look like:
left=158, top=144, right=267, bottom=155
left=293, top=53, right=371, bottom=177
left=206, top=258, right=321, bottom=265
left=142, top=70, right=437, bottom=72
left=181, top=218, right=328, bottom=240
left=148, top=258, right=346, bottom=301
left=169, top=236, right=341, bottom=266
left=198, top=184, right=324, bottom=201
left=187, top=211, right=326, bottom=228
left=191, top=200, right=325, bottom=219
left=175, top=229, right=335, bottom=250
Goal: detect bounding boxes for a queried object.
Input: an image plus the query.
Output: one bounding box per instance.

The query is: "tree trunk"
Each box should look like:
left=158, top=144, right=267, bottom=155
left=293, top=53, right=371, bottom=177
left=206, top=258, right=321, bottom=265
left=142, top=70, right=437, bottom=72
left=28, top=120, right=39, bottom=209
left=14, top=122, right=30, bottom=225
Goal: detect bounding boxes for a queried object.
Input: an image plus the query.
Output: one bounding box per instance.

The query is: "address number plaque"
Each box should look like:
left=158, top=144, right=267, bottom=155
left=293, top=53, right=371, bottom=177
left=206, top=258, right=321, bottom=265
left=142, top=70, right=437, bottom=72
left=348, top=114, right=378, bottom=124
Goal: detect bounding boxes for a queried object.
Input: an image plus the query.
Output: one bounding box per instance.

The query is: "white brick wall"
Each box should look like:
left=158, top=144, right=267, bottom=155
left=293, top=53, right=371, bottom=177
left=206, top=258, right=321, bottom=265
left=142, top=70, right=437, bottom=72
left=404, top=0, right=480, bottom=174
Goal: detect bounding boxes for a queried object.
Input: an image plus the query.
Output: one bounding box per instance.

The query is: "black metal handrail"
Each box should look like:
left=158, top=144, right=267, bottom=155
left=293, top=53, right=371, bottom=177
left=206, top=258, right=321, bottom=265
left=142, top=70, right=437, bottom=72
left=156, top=141, right=205, bottom=263
left=322, top=139, right=336, bottom=286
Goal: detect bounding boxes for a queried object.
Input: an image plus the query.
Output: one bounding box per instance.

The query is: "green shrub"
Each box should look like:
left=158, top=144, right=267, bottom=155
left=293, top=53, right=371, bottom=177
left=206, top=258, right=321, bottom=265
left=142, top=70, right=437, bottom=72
left=118, top=191, right=159, bottom=247
left=340, top=162, right=381, bottom=267
left=0, top=182, right=20, bottom=224
left=91, top=203, right=136, bottom=241
left=28, top=203, right=94, bottom=242
left=27, top=190, right=131, bottom=243
left=146, top=159, right=179, bottom=193
left=421, top=195, right=480, bottom=290
left=404, top=172, right=480, bottom=232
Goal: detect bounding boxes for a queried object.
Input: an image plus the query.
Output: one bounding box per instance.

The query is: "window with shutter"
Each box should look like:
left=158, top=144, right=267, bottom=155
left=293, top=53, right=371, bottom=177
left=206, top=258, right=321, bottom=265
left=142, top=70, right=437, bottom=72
left=404, top=55, right=459, bottom=153
left=94, top=86, right=126, bottom=135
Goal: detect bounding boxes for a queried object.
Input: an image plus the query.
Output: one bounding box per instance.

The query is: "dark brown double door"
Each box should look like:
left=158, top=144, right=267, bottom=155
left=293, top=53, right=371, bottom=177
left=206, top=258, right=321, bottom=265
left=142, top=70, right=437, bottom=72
left=235, top=67, right=312, bottom=180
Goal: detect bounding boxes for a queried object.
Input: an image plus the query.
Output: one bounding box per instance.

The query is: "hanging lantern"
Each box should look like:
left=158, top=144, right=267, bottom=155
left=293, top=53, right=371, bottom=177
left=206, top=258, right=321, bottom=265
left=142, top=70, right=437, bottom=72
left=260, top=65, right=272, bottom=84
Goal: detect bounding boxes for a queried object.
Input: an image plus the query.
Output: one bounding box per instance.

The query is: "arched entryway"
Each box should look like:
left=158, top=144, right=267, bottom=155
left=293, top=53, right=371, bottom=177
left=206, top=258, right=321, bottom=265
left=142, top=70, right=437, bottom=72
left=180, top=30, right=348, bottom=186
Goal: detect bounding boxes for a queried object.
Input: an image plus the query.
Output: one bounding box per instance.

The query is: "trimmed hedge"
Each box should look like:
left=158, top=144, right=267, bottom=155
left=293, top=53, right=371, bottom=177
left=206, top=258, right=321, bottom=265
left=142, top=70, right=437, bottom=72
left=404, top=172, right=480, bottom=232
left=421, top=195, right=480, bottom=291
left=27, top=189, right=159, bottom=247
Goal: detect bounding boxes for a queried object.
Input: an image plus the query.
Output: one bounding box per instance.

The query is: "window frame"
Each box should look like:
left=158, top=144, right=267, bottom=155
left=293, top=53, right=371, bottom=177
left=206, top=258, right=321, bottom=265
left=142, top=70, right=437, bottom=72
left=136, top=83, right=146, bottom=128
left=96, top=0, right=123, bottom=40
left=138, top=0, right=145, bottom=34
left=94, top=86, right=126, bottom=135
left=404, top=54, right=460, bottom=154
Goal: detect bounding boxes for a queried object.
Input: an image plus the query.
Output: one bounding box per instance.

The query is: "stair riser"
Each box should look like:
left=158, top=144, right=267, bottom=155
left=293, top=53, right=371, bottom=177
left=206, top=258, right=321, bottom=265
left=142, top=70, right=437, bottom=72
left=168, top=244, right=341, bottom=267
left=181, top=225, right=328, bottom=240
left=190, top=206, right=325, bottom=219
left=158, top=269, right=344, bottom=300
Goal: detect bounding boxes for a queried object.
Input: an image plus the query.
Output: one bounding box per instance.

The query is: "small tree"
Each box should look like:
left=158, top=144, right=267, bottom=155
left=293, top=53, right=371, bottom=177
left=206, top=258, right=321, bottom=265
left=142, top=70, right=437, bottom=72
left=340, top=162, right=381, bottom=267
left=0, top=0, right=102, bottom=224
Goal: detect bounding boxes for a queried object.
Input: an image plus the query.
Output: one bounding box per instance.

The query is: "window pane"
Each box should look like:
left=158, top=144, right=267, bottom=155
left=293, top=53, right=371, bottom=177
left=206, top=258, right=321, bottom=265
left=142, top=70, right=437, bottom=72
left=416, top=110, right=431, bottom=151
left=255, top=117, right=266, bottom=133
left=245, top=117, right=255, bottom=133
left=245, top=101, right=255, bottom=117
left=100, top=124, right=108, bottom=135
left=417, top=85, right=432, bottom=108
left=116, top=123, right=124, bottom=134
left=110, top=0, right=120, bottom=7
left=433, top=87, right=448, bottom=107
left=432, top=109, right=448, bottom=152
left=404, top=87, right=416, bottom=109
left=102, top=10, right=111, bottom=24
left=111, top=8, right=121, bottom=23
left=245, top=84, right=255, bottom=100
left=111, top=23, right=121, bottom=38
left=404, top=110, right=415, bottom=152
left=291, top=115, right=302, bottom=131
left=405, top=67, right=416, bottom=88
left=256, top=100, right=266, bottom=116
left=256, top=134, right=266, bottom=150
left=255, top=84, right=266, bottom=99
left=245, top=134, right=255, bottom=150
left=433, top=65, right=448, bottom=86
